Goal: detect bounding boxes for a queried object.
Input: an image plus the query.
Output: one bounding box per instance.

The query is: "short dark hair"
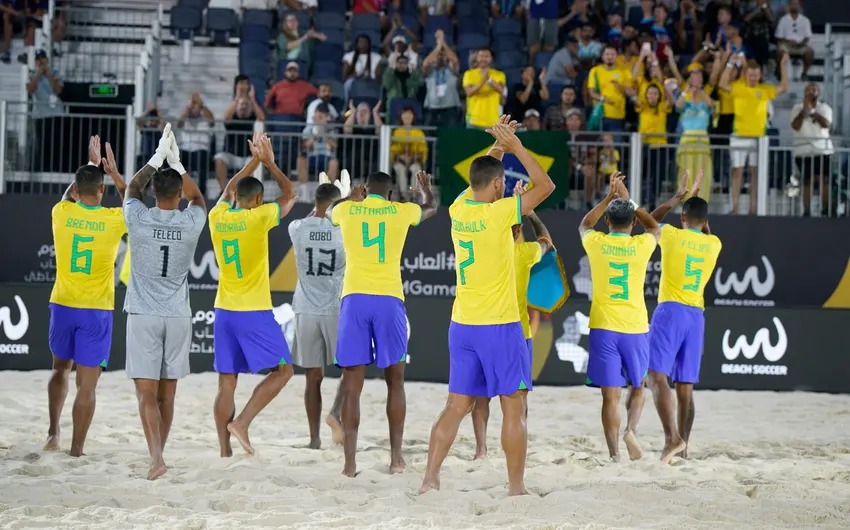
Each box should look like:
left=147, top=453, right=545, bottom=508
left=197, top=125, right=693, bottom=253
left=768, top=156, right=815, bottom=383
left=366, top=171, right=393, bottom=197
left=746, top=59, right=761, bottom=70
left=469, top=155, right=504, bottom=190
left=606, top=198, right=635, bottom=228
left=153, top=167, right=183, bottom=199
left=603, top=44, right=618, bottom=54
left=233, top=74, right=249, bottom=95
left=315, top=183, right=341, bottom=205
left=682, top=197, right=709, bottom=223
left=236, top=176, right=264, bottom=200
left=74, top=164, right=105, bottom=196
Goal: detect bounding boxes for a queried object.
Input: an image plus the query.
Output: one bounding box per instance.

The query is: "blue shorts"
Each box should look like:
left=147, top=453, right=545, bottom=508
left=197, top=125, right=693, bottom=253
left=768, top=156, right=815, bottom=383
left=335, top=294, right=407, bottom=369
left=649, top=302, right=705, bottom=384
left=586, top=329, right=649, bottom=388
left=48, top=303, right=113, bottom=368
left=308, top=154, right=332, bottom=175
left=213, top=309, right=291, bottom=374
left=448, top=321, right=531, bottom=398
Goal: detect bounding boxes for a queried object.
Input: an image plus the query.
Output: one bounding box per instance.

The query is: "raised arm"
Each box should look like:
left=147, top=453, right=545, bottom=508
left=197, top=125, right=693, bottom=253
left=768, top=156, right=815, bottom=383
left=255, top=133, right=297, bottom=218
left=165, top=127, right=206, bottom=211
left=776, top=52, right=789, bottom=96
left=127, top=123, right=173, bottom=202
left=614, top=177, right=661, bottom=239
left=527, top=210, right=552, bottom=254
left=486, top=114, right=520, bottom=160
left=487, top=125, right=555, bottom=215
left=412, top=170, right=437, bottom=222
left=650, top=171, right=690, bottom=222
left=579, top=172, right=620, bottom=236
left=102, top=141, right=127, bottom=200
left=219, top=130, right=262, bottom=204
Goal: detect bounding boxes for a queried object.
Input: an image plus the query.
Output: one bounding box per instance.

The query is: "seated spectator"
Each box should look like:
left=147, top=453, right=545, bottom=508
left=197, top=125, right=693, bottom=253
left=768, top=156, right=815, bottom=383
left=607, top=13, right=625, bottom=50
left=277, top=12, right=326, bottom=62
left=233, top=74, right=251, bottom=99
left=545, top=36, right=579, bottom=85
left=342, top=100, right=384, bottom=178
left=176, top=92, right=215, bottom=196
left=740, top=0, right=774, bottom=66
left=636, top=83, right=671, bottom=209
left=419, top=0, right=454, bottom=19
left=390, top=106, right=428, bottom=200
left=353, top=0, right=383, bottom=15
left=136, top=101, right=165, bottom=165
left=775, top=0, right=813, bottom=80
left=383, top=53, right=423, bottom=112
left=543, top=85, right=579, bottom=130
left=280, top=0, right=318, bottom=11
left=384, top=25, right=420, bottom=68
left=522, top=108, right=542, bottom=131
left=298, top=104, right=339, bottom=200
left=462, top=49, right=506, bottom=129
left=587, top=45, right=634, bottom=133
left=422, top=30, right=462, bottom=128
left=577, top=22, right=604, bottom=63
left=343, top=34, right=384, bottom=101
left=791, top=82, right=833, bottom=217
left=507, top=65, right=549, bottom=122
left=675, top=0, right=706, bottom=58
left=527, top=0, right=559, bottom=63
left=491, top=0, right=524, bottom=19
left=676, top=64, right=715, bottom=202
left=306, top=82, right=341, bottom=124
left=264, top=61, right=317, bottom=116
left=215, top=94, right=265, bottom=192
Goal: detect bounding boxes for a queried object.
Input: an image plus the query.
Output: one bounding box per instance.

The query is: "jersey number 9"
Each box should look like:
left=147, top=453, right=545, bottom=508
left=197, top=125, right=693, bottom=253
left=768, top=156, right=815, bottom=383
left=222, top=239, right=243, bottom=279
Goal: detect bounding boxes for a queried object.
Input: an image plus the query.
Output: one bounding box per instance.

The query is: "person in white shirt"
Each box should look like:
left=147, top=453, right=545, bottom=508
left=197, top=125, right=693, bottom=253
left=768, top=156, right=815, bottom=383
left=176, top=92, right=215, bottom=196
left=774, top=0, right=813, bottom=79
left=386, top=35, right=420, bottom=70
left=305, top=83, right=341, bottom=124
left=790, top=82, right=833, bottom=217
left=342, top=34, right=384, bottom=101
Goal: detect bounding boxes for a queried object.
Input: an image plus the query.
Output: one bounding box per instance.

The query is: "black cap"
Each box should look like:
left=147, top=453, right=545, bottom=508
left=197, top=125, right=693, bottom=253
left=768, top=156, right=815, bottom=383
left=35, top=49, right=48, bottom=60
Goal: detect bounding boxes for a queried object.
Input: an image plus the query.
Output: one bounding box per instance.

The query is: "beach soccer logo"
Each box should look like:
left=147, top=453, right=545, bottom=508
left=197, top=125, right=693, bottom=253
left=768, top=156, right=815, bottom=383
left=0, top=295, right=30, bottom=355
left=554, top=310, right=590, bottom=373
left=713, top=256, right=776, bottom=307
left=720, top=316, right=788, bottom=376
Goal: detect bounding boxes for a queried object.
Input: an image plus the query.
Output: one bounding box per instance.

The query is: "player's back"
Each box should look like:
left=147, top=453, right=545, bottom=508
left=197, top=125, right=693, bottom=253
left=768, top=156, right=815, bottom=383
left=658, top=224, right=722, bottom=309
left=450, top=195, right=523, bottom=325
left=209, top=201, right=280, bottom=311
left=581, top=230, right=656, bottom=333
left=50, top=200, right=126, bottom=310
left=331, top=195, right=421, bottom=300
left=124, top=200, right=206, bottom=317
left=289, top=216, right=346, bottom=314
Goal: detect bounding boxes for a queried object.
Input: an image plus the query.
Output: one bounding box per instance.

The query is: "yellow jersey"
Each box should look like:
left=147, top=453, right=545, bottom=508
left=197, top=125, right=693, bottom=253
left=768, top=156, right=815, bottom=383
left=331, top=194, right=421, bottom=300
left=209, top=201, right=280, bottom=311
left=657, top=224, right=722, bottom=309
left=637, top=102, right=669, bottom=145
left=730, top=82, right=775, bottom=137
left=587, top=65, right=632, bottom=120
left=119, top=244, right=131, bottom=286
left=450, top=194, right=523, bottom=325
left=515, top=241, right=543, bottom=338
left=462, top=68, right=506, bottom=128
left=390, top=127, right=428, bottom=162
left=50, top=201, right=127, bottom=310
left=717, top=78, right=740, bottom=115
left=581, top=230, right=656, bottom=333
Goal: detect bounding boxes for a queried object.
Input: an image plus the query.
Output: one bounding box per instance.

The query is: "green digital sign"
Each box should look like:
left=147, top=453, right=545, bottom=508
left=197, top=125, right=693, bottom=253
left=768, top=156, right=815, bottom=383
left=89, top=84, right=118, bottom=98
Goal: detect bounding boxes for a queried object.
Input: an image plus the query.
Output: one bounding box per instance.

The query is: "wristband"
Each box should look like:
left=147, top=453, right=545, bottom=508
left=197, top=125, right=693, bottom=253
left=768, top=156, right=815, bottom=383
left=629, top=199, right=639, bottom=210
left=726, top=62, right=734, bottom=69
left=147, top=152, right=165, bottom=169
left=87, top=161, right=98, bottom=166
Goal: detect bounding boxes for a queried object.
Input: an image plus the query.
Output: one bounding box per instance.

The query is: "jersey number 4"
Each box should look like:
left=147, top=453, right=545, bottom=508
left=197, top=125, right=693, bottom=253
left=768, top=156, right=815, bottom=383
left=306, top=248, right=336, bottom=276
left=361, top=221, right=386, bottom=263
left=608, top=262, right=629, bottom=300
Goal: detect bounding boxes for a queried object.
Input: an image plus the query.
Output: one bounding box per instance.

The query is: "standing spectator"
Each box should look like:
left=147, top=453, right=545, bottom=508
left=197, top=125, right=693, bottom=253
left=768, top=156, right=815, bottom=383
left=277, top=12, right=326, bottom=62
left=382, top=53, right=423, bottom=111
left=233, top=74, right=251, bottom=99
left=342, top=100, right=384, bottom=178
left=775, top=0, right=813, bottom=80
left=265, top=61, right=318, bottom=116
left=675, top=63, right=715, bottom=201
left=522, top=108, right=542, bottom=131
left=577, top=22, right=604, bottom=63
left=215, top=94, right=265, bottom=192
left=422, top=30, right=462, bottom=128
left=507, top=66, right=549, bottom=122
left=558, top=0, right=596, bottom=35
left=631, top=0, right=656, bottom=29
left=587, top=45, right=634, bottom=133
left=651, top=4, right=675, bottom=64
left=545, top=36, right=579, bottom=85
left=527, top=0, right=559, bottom=63
left=543, top=85, right=579, bottom=130
left=593, top=0, right=626, bottom=20
left=741, top=0, right=774, bottom=66
left=596, top=133, right=620, bottom=200
left=564, top=108, right=599, bottom=210
left=298, top=104, right=340, bottom=199
left=386, top=34, right=419, bottom=69
left=607, top=12, right=625, bottom=50
left=720, top=53, right=789, bottom=214
left=462, top=48, right=506, bottom=129
left=342, top=34, right=384, bottom=101
left=636, top=83, right=671, bottom=209
left=390, top=106, right=428, bottom=200
left=675, top=0, right=705, bottom=60
left=705, top=0, right=740, bottom=40
left=176, top=92, right=216, bottom=196
left=790, top=82, right=833, bottom=217
left=306, top=83, right=341, bottom=124
left=27, top=50, right=64, bottom=171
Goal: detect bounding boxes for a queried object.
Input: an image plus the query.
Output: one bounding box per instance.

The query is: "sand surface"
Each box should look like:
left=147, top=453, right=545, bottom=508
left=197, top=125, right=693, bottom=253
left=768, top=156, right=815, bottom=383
left=1, top=371, right=849, bottom=529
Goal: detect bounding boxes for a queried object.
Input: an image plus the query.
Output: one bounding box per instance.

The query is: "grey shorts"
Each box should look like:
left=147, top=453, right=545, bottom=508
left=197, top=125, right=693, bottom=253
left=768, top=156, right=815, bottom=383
left=527, top=18, right=558, bottom=48
left=125, top=314, right=191, bottom=380
left=291, top=313, right=337, bottom=368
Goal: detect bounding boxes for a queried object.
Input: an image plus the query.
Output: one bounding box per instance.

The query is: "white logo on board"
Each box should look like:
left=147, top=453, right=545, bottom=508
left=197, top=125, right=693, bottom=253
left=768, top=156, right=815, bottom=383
left=0, top=296, right=30, bottom=354
left=714, top=256, right=775, bottom=307
left=555, top=311, right=590, bottom=373
left=720, top=317, right=788, bottom=376
left=190, top=251, right=220, bottom=281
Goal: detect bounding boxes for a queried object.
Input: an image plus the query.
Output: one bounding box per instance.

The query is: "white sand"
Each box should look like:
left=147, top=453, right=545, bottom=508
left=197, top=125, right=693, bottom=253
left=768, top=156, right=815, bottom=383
left=1, top=371, right=849, bottom=529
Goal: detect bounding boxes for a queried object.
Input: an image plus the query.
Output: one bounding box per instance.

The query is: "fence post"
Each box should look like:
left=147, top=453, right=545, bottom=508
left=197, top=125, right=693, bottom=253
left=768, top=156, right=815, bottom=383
left=628, top=132, right=643, bottom=206
left=379, top=124, right=391, bottom=176
left=0, top=101, right=7, bottom=194
left=134, top=64, right=145, bottom=119
left=756, top=135, right=769, bottom=216
left=18, top=67, right=29, bottom=155
left=124, top=105, right=136, bottom=185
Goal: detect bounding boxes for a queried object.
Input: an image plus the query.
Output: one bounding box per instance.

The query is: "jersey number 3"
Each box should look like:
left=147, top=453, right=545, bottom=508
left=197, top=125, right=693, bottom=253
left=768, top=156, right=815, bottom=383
left=608, top=262, right=629, bottom=300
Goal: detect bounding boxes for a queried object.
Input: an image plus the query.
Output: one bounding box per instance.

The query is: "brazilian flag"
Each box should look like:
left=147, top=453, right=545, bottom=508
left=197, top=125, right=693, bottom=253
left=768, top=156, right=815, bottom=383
left=437, top=128, right=570, bottom=209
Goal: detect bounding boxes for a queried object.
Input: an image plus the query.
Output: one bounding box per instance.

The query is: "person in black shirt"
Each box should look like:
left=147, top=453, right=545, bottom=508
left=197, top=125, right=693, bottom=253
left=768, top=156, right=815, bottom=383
left=214, top=95, right=265, bottom=192
left=507, top=66, right=550, bottom=123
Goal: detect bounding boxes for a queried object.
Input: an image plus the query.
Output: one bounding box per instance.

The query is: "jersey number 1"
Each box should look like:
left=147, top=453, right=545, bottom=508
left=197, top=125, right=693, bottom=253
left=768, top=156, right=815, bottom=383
left=222, top=239, right=243, bottom=279
left=608, top=262, right=629, bottom=300
left=361, top=221, right=386, bottom=263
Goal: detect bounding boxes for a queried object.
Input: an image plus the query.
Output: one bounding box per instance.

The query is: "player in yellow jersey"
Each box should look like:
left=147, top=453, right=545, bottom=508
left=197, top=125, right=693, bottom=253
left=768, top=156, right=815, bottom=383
left=47, top=135, right=127, bottom=456
left=420, top=122, right=555, bottom=496
left=331, top=170, right=437, bottom=477
left=208, top=133, right=297, bottom=457
left=578, top=173, right=660, bottom=463
left=648, top=171, right=722, bottom=463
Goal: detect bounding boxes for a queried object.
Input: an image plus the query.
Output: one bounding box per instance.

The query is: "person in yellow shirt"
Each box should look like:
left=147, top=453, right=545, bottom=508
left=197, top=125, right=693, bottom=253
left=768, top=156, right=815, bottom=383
left=636, top=84, right=671, bottom=210
left=578, top=172, right=660, bottom=463
left=596, top=133, right=620, bottom=202
left=462, top=48, right=506, bottom=129
left=720, top=52, right=789, bottom=214
left=208, top=132, right=297, bottom=458
left=587, top=45, right=634, bottom=134
left=420, top=121, right=555, bottom=497
left=47, top=135, right=127, bottom=457
left=648, top=171, right=721, bottom=463
left=331, top=169, right=437, bottom=478
left=390, top=106, right=428, bottom=200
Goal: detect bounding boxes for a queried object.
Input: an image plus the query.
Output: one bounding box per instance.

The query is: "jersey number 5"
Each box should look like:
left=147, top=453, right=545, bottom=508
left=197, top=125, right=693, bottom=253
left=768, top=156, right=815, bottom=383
left=70, top=233, right=94, bottom=275
left=608, top=262, right=629, bottom=300
left=361, top=221, right=386, bottom=263
left=222, top=239, right=243, bottom=279
left=684, top=254, right=704, bottom=292
left=458, top=240, right=474, bottom=285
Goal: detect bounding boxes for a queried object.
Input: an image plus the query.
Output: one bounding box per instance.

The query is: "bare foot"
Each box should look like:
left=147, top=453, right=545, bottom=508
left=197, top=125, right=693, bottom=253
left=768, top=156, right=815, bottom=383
left=325, top=415, right=343, bottom=445
left=623, top=430, right=643, bottom=461
left=610, top=454, right=620, bottom=463
left=147, top=462, right=167, bottom=480
left=43, top=434, right=60, bottom=452
left=342, top=463, right=357, bottom=478
left=309, top=438, right=321, bottom=450
left=473, top=446, right=487, bottom=461
left=220, top=444, right=233, bottom=458
left=419, top=476, right=440, bottom=494
left=681, top=446, right=689, bottom=459
left=507, top=485, right=530, bottom=496
left=660, top=439, right=687, bottom=464
left=389, top=457, right=406, bottom=474
left=69, top=447, right=85, bottom=458
left=227, top=421, right=254, bottom=456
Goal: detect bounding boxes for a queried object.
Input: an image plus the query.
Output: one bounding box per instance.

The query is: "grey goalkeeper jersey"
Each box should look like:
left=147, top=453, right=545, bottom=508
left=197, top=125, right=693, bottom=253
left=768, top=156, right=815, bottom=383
left=288, top=216, right=345, bottom=315
left=123, top=199, right=206, bottom=317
